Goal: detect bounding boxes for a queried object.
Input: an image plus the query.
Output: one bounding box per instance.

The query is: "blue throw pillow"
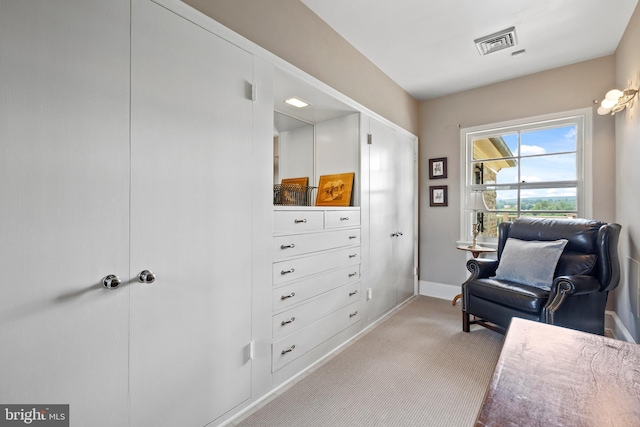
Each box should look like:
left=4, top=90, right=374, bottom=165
left=493, top=238, right=569, bottom=289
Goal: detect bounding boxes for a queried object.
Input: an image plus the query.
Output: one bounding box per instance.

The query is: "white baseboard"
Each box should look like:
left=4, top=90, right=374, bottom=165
left=605, top=310, right=636, bottom=343
left=419, top=280, right=460, bottom=302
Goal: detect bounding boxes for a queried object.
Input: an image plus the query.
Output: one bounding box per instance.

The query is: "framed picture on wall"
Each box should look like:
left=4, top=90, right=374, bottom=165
left=429, top=185, right=448, bottom=207
left=429, top=157, right=447, bottom=179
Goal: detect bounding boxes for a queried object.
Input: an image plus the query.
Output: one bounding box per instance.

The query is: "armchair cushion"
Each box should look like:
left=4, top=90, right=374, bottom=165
left=493, top=238, right=568, bottom=289
left=466, top=278, right=550, bottom=314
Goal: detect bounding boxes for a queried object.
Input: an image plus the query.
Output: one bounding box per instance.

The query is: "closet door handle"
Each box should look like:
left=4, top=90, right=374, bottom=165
left=138, top=270, right=156, bottom=283
left=102, top=274, right=121, bottom=289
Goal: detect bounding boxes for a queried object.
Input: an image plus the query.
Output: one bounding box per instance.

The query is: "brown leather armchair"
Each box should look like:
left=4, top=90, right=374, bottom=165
left=462, top=217, right=621, bottom=335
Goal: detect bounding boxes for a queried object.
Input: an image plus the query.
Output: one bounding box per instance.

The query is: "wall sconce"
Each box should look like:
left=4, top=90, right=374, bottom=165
left=465, top=191, right=488, bottom=249
left=597, top=82, right=638, bottom=115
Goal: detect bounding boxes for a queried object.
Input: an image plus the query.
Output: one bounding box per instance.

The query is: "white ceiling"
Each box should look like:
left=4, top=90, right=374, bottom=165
left=301, top=0, right=638, bottom=100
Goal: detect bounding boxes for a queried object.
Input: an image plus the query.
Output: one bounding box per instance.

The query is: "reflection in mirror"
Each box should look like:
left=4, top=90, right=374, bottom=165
left=274, top=112, right=314, bottom=186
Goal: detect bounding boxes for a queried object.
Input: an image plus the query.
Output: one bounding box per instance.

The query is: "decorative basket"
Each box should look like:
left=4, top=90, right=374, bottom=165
left=273, top=184, right=317, bottom=206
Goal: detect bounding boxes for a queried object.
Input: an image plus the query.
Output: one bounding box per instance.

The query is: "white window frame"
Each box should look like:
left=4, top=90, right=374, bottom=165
left=458, top=108, right=593, bottom=247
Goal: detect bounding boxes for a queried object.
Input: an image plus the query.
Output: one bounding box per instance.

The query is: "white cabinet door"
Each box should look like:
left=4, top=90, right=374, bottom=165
left=395, top=131, right=418, bottom=303
left=130, top=1, right=253, bottom=426
left=0, top=1, right=131, bottom=426
left=368, top=118, right=417, bottom=319
left=369, top=119, right=400, bottom=319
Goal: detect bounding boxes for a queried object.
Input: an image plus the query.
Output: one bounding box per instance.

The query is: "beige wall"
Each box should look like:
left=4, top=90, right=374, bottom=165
left=613, top=2, right=640, bottom=342
left=183, top=0, right=419, bottom=135
left=419, top=57, right=616, bottom=290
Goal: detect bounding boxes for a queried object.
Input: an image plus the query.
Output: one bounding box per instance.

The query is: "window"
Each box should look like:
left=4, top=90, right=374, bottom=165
left=460, top=109, right=591, bottom=244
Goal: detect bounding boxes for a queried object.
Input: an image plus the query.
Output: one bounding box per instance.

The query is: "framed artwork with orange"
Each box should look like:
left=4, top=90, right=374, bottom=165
left=315, top=172, right=355, bottom=206
left=280, top=177, right=309, bottom=206
left=281, top=177, right=309, bottom=187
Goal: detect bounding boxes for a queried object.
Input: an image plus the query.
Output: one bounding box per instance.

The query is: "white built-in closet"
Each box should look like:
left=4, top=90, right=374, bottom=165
left=0, top=1, right=416, bottom=426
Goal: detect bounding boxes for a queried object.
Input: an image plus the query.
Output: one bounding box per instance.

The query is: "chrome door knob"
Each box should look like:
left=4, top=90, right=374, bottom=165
left=103, top=274, right=121, bottom=289
left=138, top=270, right=156, bottom=284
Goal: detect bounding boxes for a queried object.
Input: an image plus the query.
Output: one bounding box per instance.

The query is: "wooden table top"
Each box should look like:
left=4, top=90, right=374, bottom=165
left=475, top=318, right=640, bottom=427
left=456, top=245, right=496, bottom=253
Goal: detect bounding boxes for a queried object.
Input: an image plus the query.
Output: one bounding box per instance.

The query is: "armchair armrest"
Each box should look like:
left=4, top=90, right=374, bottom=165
left=550, top=275, right=601, bottom=297
left=543, top=275, right=602, bottom=325
left=465, top=258, right=499, bottom=281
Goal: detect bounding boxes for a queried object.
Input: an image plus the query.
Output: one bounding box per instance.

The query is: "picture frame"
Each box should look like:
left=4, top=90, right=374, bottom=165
left=429, top=185, right=448, bottom=207
left=316, top=172, right=355, bottom=206
left=281, top=177, right=309, bottom=187
left=280, top=177, right=310, bottom=206
left=428, top=157, right=447, bottom=179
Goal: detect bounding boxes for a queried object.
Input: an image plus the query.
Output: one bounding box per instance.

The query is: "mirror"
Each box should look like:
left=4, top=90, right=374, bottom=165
left=274, top=112, right=314, bottom=186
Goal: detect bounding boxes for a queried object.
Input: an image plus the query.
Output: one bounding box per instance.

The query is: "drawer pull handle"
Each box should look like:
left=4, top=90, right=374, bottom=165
left=281, top=268, right=295, bottom=275
left=294, top=219, right=307, bottom=224
left=349, top=311, right=358, bottom=318
left=340, top=217, right=349, bottom=221
left=349, top=235, right=357, bottom=239
left=349, top=254, right=357, bottom=258
left=281, top=317, right=296, bottom=326
left=281, top=345, right=296, bottom=355
left=280, top=243, right=296, bottom=249
left=280, top=292, right=295, bottom=300
left=349, top=272, right=357, bottom=277
left=349, top=290, right=358, bottom=296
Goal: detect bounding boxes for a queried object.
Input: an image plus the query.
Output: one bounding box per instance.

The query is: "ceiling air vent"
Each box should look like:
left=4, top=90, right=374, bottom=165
left=474, top=27, right=517, bottom=56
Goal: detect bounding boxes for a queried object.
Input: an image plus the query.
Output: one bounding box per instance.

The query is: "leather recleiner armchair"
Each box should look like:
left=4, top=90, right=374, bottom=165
left=462, top=217, right=621, bottom=335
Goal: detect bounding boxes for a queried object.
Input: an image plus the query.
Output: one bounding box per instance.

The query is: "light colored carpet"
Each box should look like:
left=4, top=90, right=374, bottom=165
left=235, top=296, right=504, bottom=427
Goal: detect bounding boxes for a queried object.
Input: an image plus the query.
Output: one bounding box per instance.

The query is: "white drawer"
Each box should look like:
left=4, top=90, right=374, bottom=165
left=273, top=247, right=361, bottom=285
left=326, top=210, right=360, bottom=229
left=273, top=228, right=361, bottom=260
left=273, top=282, right=360, bottom=339
left=274, top=210, right=324, bottom=234
left=272, top=300, right=361, bottom=371
left=273, top=265, right=360, bottom=312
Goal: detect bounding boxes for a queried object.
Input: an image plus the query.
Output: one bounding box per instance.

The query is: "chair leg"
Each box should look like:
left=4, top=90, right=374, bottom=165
left=462, top=310, right=470, bottom=332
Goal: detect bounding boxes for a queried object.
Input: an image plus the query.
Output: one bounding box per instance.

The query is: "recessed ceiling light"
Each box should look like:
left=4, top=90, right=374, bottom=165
left=284, top=97, right=310, bottom=108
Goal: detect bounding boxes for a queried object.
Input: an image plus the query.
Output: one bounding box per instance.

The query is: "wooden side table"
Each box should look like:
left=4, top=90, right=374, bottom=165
left=452, top=245, right=496, bottom=306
